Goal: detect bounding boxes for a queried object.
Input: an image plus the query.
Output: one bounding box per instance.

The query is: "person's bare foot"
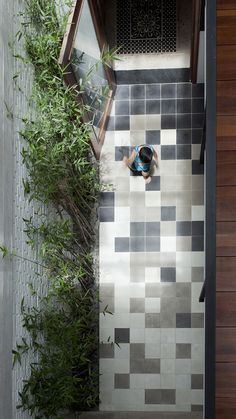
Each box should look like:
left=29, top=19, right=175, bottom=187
left=123, top=156, right=128, bottom=166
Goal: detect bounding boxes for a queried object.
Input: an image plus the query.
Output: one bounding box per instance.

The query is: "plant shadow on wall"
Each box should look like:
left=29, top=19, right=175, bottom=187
left=1, top=0, right=116, bottom=418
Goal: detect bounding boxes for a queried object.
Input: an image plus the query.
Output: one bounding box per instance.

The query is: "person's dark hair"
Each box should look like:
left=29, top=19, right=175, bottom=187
left=139, top=146, right=153, bottom=163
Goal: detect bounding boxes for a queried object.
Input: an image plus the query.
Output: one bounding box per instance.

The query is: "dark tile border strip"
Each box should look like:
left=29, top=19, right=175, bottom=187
left=115, top=68, right=190, bottom=85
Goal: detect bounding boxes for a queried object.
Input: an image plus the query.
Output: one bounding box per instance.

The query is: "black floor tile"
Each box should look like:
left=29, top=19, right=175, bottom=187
left=161, top=145, right=176, bottom=160
left=161, top=84, right=176, bottom=98
left=176, top=313, right=191, bottom=328
left=161, top=99, right=176, bottom=114
left=115, top=328, right=130, bottom=343
left=146, top=130, right=160, bottom=145
left=192, top=221, right=204, bottom=236
left=115, top=116, right=130, bottom=130
left=99, top=207, right=114, bottom=222
left=192, top=83, right=204, bottom=98
left=177, top=83, right=191, bottom=98
left=131, top=84, right=145, bottom=99
left=192, top=236, right=204, bottom=251
left=146, top=176, right=160, bottom=191
left=177, top=144, right=191, bottom=160
left=192, top=113, right=204, bottom=129
left=177, top=99, right=191, bottom=114
left=161, top=114, right=176, bottom=129
left=177, top=129, right=191, bottom=144
left=192, top=98, right=204, bottom=113
left=115, top=85, right=130, bottom=100
left=100, top=192, right=115, bottom=207
left=161, top=267, right=176, bottom=282
left=115, top=100, right=130, bottom=115
left=192, top=160, right=204, bottom=174
left=146, top=100, right=160, bottom=114
left=146, top=84, right=160, bottom=99
left=192, top=129, right=203, bottom=144
left=177, top=114, right=191, bottom=129
left=176, top=221, right=192, bottom=236
left=131, top=100, right=145, bottom=115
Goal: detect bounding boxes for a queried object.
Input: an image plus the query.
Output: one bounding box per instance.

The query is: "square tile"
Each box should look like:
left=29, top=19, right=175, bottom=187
left=191, top=374, right=203, bottom=389
left=161, top=145, right=176, bottom=160
left=114, top=373, right=130, bottom=389
left=176, top=343, right=191, bottom=359
left=145, top=191, right=161, bottom=207
left=130, top=130, right=145, bottom=146
left=176, top=221, right=192, bottom=236
left=192, top=160, right=204, bottom=175
left=146, top=130, right=160, bottom=145
left=115, top=116, right=130, bottom=130
left=145, top=343, right=161, bottom=358
left=145, top=206, right=161, bottom=222
left=192, top=83, right=204, bottom=98
left=192, top=221, right=204, bottom=236
left=161, top=84, right=176, bottom=98
left=100, top=343, right=115, bottom=358
left=177, top=114, right=191, bottom=129
left=146, top=100, right=160, bottom=114
left=161, top=99, right=176, bottom=114
left=116, top=85, right=130, bottom=100
left=192, top=113, right=204, bottom=129
left=191, top=267, right=204, bottom=282
left=161, top=129, right=176, bottom=145
left=192, top=98, right=204, bottom=114
left=146, top=222, right=160, bottom=236
left=115, top=328, right=130, bottom=343
left=161, top=237, right=176, bottom=252
left=161, top=267, right=176, bottom=283
left=177, top=99, right=191, bottom=114
left=130, top=298, right=145, bottom=313
left=146, top=236, right=160, bottom=252
left=177, top=145, right=191, bottom=160
left=145, top=313, right=160, bottom=328
left=161, top=206, right=176, bottom=221
left=130, top=115, right=146, bottom=130
left=131, top=100, right=145, bottom=115
left=145, top=298, right=161, bottom=313
left=146, top=115, right=161, bottom=130
left=145, top=283, right=161, bottom=297
left=146, top=84, right=160, bottom=99
left=177, top=83, right=191, bottom=98
left=192, top=236, right=204, bottom=251
left=131, top=85, right=145, bottom=99
left=146, top=176, right=160, bottom=191
left=130, top=266, right=145, bottom=283
left=115, top=206, right=130, bottom=222
left=176, top=313, right=191, bottom=328
left=177, top=129, right=191, bottom=144
left=115, top=237, right=130, bottom=252
left=107, top=116, right=115, bottom=130
left=145, top=267, right=160, bottom=283
left=192, top=129, right=203, bottom=144
left=130, top=236, right=145, bottom=252
left=130, top=222, right=145, bottom=236
left=115, top=191, right=130, bottom=207
left=191, top=313, right=204, bottom=328
left=115, top=101, right=129, bottom=115
left=161, top=114, right=176, bottom=129
left=99, top=207, right=114, bottom=222
left=115, top=146, right=129, bottom=161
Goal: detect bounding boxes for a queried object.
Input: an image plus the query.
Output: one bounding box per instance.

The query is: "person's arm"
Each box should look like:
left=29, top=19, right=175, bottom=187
left=123, top=150, right=136, bottom=166
left=153, top=149, right=158, bottom=166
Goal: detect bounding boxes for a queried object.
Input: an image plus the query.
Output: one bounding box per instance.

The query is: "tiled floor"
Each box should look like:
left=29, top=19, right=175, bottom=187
left=99, top=82, right=204, bottom=413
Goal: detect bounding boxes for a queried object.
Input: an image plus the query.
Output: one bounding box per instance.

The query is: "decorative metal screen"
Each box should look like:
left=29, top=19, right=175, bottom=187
left=117, top=0, right=176, bottom=54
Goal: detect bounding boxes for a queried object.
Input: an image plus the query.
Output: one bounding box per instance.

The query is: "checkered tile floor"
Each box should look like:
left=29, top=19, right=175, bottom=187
left=99, top=82, right=204, bottom=413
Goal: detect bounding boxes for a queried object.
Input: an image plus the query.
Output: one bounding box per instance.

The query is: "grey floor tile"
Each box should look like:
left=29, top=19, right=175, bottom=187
left=145, top=283, right=161, bottom=297
left=176, top=283, right=191, bottom=298
left=130, top=265, right=145, bottom=283
left=191, top=313, right=204, bottom=328
left=192, top=404, right=204, bottom=412
left=99, top=207, right=114, bottom=222
left=161, top=267, right=176, bottom=282
left=146, top=222, right=160, bottom=236
left=100, top=296, right=114, bottom=313
left=146, top=130, right=160, bottom=145
left=161, top=84, right=176, bottom=98
left=115, top=100, right=130, bottom=115
left=130, top=222, right=145, bottom=236
left=177, top=144, right=191, bottom=160
left=146, top=100, right=160, bottom=114
left=130, top=343, right=145, bottom=358
left=131, top=100, right=145, bottom=115
left=145, top=389, right=161, bottom=404
left=115, top=328, right=130, bottom=343
left=161, top=115, right=176, bottom=129
left=130, top=359, right=147, bottom=374
left=161, top=99, right=176, bottom=114
left=177, top=83, right=191, bottom=98
left=176, top=298, right=191, bottom=313
left=161, top=283, right=176, bottom=298
left=176, top=129, right=191, bottom=144
left=176, top=343, right=191, bottom=359
left=161, top=145, right=176, bottom=160
left=161, top=389, right=176, bottom=404
left=131, top=84, right=145, bottom=99
left=130, top=298, right=145, bottom=313
left=176, top=313, right=191, bottom=328
left=115, top=116, right=130, bottom=130
left=114, top=373, right=130, bottom=389
left=191, top=374, right=203, bottom=389
left=146, top=84, right=160, bottom=99
left=145, top=313, right=160, bottom=328
left=177, top=99, right=191, bottom=114
left=116, top=85, right=130, bottom=100
left=100, top=283, right=114, bottom=298
left=100, top=343, right=114, bottom=358
left=145, top=359, right=161, bottom=373
left=161, top=206, right=176, bottom=221
left=177, top=114, right=191, bottom=129
left=130, top=236, right=145, bottom=252
left=100, top=192, right=115, bottom=206
left=115, top=237, right=130, bottom=252
left=176, top=221, right=191, bottom=236
left=191, top=267, right=204, bottom=282
left=146, top=236, right=160, bottom=252
left=146, top=176, right=160, bottom=191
